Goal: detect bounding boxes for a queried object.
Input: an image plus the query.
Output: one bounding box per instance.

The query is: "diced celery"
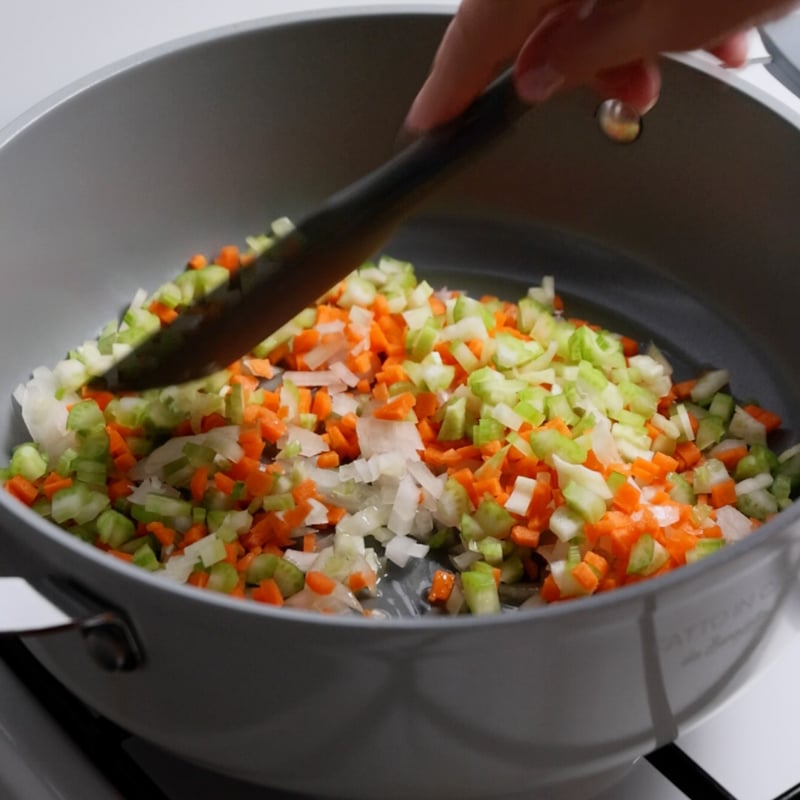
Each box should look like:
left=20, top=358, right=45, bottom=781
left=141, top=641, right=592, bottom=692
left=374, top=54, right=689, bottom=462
left=474, top=497, right=514, bottom=539
left=67, top=400, right=106, bottom=435
left=207, top=561, right=239, bottom=593
left=477, top=536, right=504, bottom=565
left=695, top=415, right=726, bottom=451
left=728, top=406, right=767, bottom=445
left=96, top=509, right=136, bottom=549
left=690, top=369, right=730, bottom=404
left=437, top=478, right=473, bottom=527
left=735, top=444, right=778, bottom=481
left=562, top=481, right=606, bottom=524
left=708, top=392, right=735, bottom=423
left=460, top=513, right=486, bottom=542
left=245, top=553, right=280, bottom=585
left=529, top=429, right=587, bottom=465
left=144, top=494, right=193, bottom=519
left=461, top=569, right=500, bottom=615
left=438, top=397, right=467, bottom=441
left=272, top=558, right=305, bottom=598
left=693, top=459, right=731, bottom=494
left=499, top=553, right=525, bottom=584
left=685, top=538, right=726, bottom=564
left=132, top=542, right=160, bottom=572
left=667, top=472, right=696, bottom=505
left=548, top=505, right=585, bottom=542
left=736, top=488, right=778, bottom=521
left=9, top=444, right=48, bottom=481
left=626, top=533, right=669, bottom=575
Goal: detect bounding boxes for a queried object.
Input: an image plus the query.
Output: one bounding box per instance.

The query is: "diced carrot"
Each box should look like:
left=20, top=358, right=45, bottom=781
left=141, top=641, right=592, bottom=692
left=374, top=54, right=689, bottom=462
left=146, top=521, right=176, bottom=548
left=187, top=570, right=210, bottom=588
left=652, top=451, right=680, bottom=475
left=41, top=472, right=73, bottom=500
left=316, top=451, right=340, bottom=469
left=293, top=328, right=320, bottom=354
left=148, top=300, right=178, bottom=325
left=244, top=468, right=274, bottom=498
left=540, top=574, right=561, bottom=603
left=281, top=499, right=312, bottom=530
left=583, top=550, right=609, bottom=580
left=107, top=549, right=134, bottom=563
left=571, top=562, right=599, bottom=593
left=612, top=481, right=641, bottom=514
left=306, top=570, right=336, bottom=595
left=80, top=385, right=115, bottom=411
left=213, top=472, right=236, bottom=495
left=673, top=379, right=698, bottom=400
left=427, top=569, right=456, bottom=604
left=311, top=388, right=333, bottom=420
left=348, top=570, right=375, bottom=594
left=244, top=357, right=274, bottom=379
left=216, top=244, right=240, bottom=271
left=743, top=404, right=782, bottom=432
left=200, top=413, right=228, bottom=432
left=107, top=478, right=132, bottom=502
left=715, top=445, right=748, bottom=470
left=252, top=578, right=283, bottom=605
left=302, top=533, right=316, bottom=553
left=187, top=253, right=207, bottom=270
left=180, top=523, right=208, bottom=549
left=710, top=478, right=737, bottom=508
left=620, top=335, right=639, bottom=358
left=510, top=524, right=540, bottom=548
left=113, top=452, right=138, bottom=473
left=190, top=466, right=209, bottom=503
left=674, top=441, right=702, bottom=469
left=5, top=475, right=38, bottom=506
left=238, top=427, right=265, bottom=460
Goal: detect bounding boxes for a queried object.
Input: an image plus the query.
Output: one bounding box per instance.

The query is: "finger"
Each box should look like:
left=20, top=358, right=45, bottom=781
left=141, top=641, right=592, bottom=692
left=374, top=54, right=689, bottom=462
left=593, top=59, right=661, bottom=115
left=516, top=0, right=796, bottom=100
left=405, top=0, right=557, bottom=132
left=707, top=31, right=752, bottom=67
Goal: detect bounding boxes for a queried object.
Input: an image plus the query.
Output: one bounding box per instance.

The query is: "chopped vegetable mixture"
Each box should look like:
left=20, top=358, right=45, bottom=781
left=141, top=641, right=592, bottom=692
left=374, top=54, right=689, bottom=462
left=5, top=221, right=799, bottom=615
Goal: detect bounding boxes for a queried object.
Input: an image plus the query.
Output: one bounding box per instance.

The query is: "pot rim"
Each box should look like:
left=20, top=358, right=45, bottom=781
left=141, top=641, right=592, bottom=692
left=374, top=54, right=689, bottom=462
left=2, top=3, right=799, bottom=632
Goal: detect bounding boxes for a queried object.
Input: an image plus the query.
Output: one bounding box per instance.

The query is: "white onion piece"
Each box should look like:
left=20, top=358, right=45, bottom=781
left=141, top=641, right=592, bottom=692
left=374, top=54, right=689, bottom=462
left=336, top=505, right=388, bottom=537
left=303, top=338, right=348, bottom=370
left=127, top=476, right=179, bottom=505
left=716, top=505, right=754, bottom=542
left=505, top=476, right=536, bottom=516
left=305, top=498, right=330, bottom=526
left=385, top=534, right=429, bottom=567
left=330, top=391, right=360, bottom=416
left=329, top=361, right=360, bottom=387
left=647, top=504, right=681, bottom=527
left=735, top=473, right=773, bottom=496
left=282, top=370, right=341, bottom=387
left=283, top=550, right=318, bottom=571
left=406, top=460, right=445, bottom=500
left=282, top=425, right=329, bottom=457
left=388, top=475, right=421, bottom=536
left=356, top=417, right=423, bottom=460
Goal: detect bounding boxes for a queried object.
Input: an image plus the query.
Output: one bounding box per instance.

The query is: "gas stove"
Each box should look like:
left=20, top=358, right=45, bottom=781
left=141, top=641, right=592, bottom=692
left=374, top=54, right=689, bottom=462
left=1, top=3, right=799, bottom=800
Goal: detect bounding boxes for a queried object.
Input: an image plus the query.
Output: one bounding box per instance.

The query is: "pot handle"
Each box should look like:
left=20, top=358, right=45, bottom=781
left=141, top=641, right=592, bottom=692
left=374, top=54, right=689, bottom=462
left=0, top=576, right=143, bottom=672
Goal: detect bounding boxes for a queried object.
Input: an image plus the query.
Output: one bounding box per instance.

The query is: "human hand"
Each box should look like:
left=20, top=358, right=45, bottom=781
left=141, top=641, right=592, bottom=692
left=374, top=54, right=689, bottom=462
left=405, top=0, right=798, bottom=132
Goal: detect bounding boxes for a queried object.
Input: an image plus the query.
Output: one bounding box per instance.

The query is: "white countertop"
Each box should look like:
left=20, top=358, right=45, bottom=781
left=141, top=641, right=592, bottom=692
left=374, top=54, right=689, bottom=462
left=1, top=4, right=799, bottom=800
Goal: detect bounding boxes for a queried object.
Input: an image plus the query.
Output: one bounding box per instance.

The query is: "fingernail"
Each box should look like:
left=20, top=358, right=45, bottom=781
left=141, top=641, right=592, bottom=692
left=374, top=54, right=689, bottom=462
left=577, top=0, right=597, bottom=20
left=516, top=63, right=564, bottom=103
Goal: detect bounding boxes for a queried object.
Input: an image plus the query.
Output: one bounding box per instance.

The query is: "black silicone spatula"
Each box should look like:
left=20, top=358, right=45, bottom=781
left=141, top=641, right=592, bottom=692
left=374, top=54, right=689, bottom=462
left=90, top=69, right=526, bottom=393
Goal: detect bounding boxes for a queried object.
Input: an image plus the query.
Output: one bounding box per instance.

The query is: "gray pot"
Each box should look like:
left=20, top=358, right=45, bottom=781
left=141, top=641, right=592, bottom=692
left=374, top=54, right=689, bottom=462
left=1, top=7, right=799, bottom=799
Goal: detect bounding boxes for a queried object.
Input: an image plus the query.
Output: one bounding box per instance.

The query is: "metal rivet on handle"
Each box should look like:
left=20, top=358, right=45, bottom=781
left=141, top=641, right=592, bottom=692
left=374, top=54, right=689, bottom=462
left=596, top=99, right=642, bottom=143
